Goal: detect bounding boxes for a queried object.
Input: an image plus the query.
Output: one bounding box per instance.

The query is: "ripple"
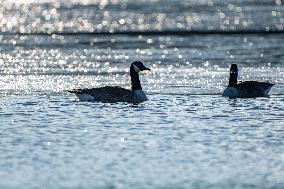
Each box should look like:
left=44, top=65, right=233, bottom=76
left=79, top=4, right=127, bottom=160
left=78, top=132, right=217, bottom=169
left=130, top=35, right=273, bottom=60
left=0, top=33, right=284, bottom=188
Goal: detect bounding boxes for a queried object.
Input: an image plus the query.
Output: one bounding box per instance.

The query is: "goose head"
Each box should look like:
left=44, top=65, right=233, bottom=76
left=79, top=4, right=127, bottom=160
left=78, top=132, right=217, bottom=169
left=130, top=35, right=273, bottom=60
left=130, top=61, right=150, bottom=91
left=131, top=61, right=151, bottom=73
left=230, top=64, right=238, bottom=75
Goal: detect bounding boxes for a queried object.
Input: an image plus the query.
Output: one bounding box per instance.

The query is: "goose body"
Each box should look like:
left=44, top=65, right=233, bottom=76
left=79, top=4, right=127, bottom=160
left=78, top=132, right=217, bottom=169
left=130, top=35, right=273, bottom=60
left=69, top=86, right=147, bottom=103
left=223, top=81, right=275, bottom=98
left=222, top=64, right=275, bottom=98
left=68, top=61, right=150, bottom=103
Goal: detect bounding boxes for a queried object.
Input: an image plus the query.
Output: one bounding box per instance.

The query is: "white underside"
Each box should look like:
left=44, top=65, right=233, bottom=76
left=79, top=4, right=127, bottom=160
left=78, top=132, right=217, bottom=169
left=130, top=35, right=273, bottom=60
left=75, top=93, right=95, bottom=101
left=264, top=86, right=272, bottom=96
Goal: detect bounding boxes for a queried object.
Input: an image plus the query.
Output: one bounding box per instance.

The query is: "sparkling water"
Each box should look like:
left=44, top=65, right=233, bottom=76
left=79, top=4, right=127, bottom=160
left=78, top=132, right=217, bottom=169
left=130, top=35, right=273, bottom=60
left=0, top=1, right=284, bottom=189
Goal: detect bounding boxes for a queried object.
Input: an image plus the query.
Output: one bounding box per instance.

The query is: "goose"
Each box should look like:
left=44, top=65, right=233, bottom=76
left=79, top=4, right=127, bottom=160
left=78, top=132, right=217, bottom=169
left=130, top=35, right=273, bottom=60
left=68, top=61, right=151, bottom=103
left=222, top=64, right=275, bottom=98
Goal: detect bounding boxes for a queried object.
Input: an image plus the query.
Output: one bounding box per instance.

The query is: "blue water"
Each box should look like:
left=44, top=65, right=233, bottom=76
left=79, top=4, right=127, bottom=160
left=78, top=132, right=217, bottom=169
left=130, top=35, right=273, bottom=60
left=0, top=1, right=284, bottom=189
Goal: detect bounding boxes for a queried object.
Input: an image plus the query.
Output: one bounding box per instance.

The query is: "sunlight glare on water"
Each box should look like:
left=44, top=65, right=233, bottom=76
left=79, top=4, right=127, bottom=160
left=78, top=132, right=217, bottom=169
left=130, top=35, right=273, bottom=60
left=1, top=33, right=284, bottom=189
left=0, top=0, right=283, bottom=33
left=0, top=1, right=284, bottom=189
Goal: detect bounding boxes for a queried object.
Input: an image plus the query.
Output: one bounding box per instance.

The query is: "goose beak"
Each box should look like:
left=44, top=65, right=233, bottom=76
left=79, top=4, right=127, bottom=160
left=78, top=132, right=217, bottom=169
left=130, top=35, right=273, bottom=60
left=142, top=65, right=151, bottom=71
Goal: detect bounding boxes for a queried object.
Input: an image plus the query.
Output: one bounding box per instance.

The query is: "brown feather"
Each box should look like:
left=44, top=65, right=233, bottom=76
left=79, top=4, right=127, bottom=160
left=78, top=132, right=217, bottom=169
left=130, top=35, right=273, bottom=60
left=236, top=81, right=275, bottom=97
left=69, top=86, right=136, bottom=103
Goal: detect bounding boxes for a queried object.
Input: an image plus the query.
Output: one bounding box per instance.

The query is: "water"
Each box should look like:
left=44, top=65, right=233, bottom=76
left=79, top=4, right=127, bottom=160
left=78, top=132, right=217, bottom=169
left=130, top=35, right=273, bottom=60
left=1, top=1, right=284, bottom=189
left=1, top=0, right=284, bottom=33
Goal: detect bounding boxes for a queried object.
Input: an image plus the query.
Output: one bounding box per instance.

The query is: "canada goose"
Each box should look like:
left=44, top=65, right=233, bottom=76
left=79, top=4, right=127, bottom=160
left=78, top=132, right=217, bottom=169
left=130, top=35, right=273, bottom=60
left=68, top=61, right=151, bottom=103
left=222, top=64, right=275, bottom=98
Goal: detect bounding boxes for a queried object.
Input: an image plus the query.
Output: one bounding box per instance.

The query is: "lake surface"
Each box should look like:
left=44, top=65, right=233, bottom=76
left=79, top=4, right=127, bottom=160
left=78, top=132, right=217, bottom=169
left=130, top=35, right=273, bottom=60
left=0, top=1, right=284, bottom=189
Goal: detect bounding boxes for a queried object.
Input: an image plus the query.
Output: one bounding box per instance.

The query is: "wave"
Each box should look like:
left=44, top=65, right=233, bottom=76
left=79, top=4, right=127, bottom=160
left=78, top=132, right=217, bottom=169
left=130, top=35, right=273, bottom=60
left=1, top=30, right=284, bottom=36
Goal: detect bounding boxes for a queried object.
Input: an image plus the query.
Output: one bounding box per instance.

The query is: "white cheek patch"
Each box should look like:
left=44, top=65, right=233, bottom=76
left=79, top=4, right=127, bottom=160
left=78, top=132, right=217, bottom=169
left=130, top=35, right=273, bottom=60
left=133, top=64, right=141, bottom=73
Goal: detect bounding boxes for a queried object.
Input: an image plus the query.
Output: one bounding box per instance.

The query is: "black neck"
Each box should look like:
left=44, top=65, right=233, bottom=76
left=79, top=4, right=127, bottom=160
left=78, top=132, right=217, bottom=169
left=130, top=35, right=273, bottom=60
left=130, top=65, right=142, bottom=91
left=228, top=73, right=238, bottom=87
